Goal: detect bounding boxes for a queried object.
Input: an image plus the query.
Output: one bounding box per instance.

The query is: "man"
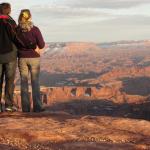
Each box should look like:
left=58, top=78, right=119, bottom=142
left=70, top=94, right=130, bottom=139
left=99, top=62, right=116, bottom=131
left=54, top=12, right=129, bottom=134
left=0, top=3, right=24, bottom=112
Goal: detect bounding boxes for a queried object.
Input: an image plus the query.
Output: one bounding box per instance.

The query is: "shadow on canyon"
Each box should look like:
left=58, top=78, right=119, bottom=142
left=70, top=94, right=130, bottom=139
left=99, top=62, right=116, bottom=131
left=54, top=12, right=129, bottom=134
left=43, top=99, right=150, bottom=121
left=12, top=76, right=150, bottom=122
left=15, top=71, right=103, bottom=87
left=1, top=99, right=149, bottom=122
left=120, top=76, right=150, bottom=96
left=39, top=71, right=107, bottom=87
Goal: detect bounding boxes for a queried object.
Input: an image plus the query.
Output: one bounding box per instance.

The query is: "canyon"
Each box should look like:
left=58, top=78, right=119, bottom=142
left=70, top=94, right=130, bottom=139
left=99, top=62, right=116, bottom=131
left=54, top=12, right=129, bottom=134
left=1, top=41, right=150, bottom=149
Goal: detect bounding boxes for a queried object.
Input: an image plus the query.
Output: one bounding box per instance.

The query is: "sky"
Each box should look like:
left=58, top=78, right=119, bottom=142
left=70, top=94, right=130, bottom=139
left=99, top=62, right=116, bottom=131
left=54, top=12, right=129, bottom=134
left=1, top=0, right=150, bottom=43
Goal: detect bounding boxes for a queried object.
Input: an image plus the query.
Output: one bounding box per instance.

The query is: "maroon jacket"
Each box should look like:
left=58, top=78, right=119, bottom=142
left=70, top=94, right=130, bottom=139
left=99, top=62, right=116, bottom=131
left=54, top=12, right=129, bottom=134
left=17, top=26, right=45, bottom=58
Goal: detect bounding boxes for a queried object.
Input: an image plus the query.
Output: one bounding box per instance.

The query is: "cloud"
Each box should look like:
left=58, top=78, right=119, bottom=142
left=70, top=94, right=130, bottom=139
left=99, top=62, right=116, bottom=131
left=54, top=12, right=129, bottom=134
left=2, top=0, right=150, bottom=9
left=56, top=0, right=150, bottom=9
left=32, top=5, right=115, bottom=23
left=1, top=0, right=150, bottom=42
left=31, top=2, right=150, bottom=24
left=29, top=1, right=150, bottom=42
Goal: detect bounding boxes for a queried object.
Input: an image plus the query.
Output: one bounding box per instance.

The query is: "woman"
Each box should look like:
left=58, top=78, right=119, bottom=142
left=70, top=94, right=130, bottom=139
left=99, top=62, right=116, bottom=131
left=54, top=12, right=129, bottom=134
left=17, top=9, right=45, bottom=112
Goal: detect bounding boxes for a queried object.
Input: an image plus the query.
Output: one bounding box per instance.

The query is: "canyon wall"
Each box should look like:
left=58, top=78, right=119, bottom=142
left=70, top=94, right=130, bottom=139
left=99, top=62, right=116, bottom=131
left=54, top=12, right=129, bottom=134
left=13, top=86, right=147, bottom=110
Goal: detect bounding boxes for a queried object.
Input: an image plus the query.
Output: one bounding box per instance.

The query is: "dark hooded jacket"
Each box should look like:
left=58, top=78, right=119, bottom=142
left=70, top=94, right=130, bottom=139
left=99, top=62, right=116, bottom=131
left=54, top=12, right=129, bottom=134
left=0, top=15, right=23, bottom=63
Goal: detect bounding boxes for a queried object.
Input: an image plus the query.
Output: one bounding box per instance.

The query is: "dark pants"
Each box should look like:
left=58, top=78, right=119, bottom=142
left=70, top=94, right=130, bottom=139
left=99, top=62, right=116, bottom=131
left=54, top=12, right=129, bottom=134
left=0, top=60, right=17, bottom=107
left=18, top=58, right=42, bottom=112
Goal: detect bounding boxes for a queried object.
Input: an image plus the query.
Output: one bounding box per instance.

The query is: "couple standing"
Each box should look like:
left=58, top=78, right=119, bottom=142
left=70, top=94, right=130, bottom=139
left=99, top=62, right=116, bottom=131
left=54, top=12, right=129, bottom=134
left=0, top=3, right=45, bottom=112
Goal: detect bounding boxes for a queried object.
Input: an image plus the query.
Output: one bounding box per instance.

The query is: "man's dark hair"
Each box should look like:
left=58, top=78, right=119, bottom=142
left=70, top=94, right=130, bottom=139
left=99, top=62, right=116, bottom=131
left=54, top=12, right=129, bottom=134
left=0, top=3, right=11, bottom=15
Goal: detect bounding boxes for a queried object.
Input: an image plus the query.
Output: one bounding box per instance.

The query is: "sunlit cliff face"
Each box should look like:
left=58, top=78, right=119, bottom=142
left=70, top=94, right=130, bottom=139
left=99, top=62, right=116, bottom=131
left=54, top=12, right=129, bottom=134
left=12, top=41, right=150, bottom=111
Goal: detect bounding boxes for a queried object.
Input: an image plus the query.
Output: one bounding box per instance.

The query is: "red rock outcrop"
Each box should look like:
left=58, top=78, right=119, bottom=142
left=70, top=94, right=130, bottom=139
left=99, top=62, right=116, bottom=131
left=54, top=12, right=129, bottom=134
left=13, top=85, right=148, bottom=111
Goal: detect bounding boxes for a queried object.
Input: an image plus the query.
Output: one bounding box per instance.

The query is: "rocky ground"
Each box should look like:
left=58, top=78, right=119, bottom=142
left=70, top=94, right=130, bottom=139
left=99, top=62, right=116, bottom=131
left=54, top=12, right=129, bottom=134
left=4, top=42, right=150, bottom=149
left=0, top=109, right=150, bottom=150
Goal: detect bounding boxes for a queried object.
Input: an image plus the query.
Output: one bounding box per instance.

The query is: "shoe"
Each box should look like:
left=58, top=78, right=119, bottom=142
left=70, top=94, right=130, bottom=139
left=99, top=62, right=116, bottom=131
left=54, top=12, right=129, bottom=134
left=22, top=110, right=30, bottom=113
left=5, top=105, right=18, bottom=112
left=33, top=108, right=45, bottom=113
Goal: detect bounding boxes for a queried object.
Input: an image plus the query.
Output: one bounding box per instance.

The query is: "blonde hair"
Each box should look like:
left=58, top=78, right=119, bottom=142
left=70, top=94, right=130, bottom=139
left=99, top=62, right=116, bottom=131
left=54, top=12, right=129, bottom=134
left=18, top=9, right=31, bottom=23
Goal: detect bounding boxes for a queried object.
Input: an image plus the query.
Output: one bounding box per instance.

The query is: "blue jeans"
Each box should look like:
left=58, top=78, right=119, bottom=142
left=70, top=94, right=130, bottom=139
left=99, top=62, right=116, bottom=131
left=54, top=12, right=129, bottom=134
left=18, top=58, right=42, bottom=112
left=0, top=60, right=17, bottom=107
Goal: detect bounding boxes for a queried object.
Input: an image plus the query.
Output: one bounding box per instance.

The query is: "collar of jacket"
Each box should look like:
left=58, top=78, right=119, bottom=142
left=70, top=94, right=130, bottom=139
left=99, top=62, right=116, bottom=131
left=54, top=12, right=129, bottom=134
left=0, top=15, right=9, bottom=19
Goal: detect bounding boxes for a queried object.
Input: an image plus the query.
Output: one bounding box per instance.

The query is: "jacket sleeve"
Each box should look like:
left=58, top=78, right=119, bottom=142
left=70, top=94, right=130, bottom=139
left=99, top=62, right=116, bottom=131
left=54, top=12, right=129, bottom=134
left=34, top=26, right=45, bottom=49
left=5, top=22, right=24, bottom=49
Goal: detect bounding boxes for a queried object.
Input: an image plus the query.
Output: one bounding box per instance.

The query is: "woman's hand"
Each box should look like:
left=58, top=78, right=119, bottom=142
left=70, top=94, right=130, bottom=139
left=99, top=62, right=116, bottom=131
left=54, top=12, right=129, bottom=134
left=35, top=46, right=44, bottom=55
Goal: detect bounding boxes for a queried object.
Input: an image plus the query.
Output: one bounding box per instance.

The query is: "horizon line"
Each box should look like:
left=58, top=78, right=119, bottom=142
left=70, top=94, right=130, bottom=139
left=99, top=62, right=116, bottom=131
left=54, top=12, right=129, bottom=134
left=45, top=39, right=150, bottom=44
